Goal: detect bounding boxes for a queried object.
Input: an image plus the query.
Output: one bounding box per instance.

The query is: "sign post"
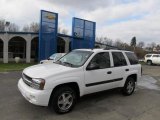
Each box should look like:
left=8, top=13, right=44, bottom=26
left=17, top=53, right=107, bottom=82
left=72, top=18, right=96, bottom=50
left=39, top=10, right=58, bottom=61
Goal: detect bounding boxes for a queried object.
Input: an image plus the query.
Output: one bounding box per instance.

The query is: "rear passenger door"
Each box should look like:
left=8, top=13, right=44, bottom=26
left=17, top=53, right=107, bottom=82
left=110, top=52, right=128, bottom=88
left=152, top=55, right=160, bottom=64
left=157, top=55, right=160, bottom=64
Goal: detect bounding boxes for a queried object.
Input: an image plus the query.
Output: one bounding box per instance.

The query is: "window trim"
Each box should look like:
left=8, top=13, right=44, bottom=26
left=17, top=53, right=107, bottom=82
left=125, top=52, right=139, bottom=65
left=111, top=51, right=128, bottom=67
left=86, top=52, right=111, bottom=70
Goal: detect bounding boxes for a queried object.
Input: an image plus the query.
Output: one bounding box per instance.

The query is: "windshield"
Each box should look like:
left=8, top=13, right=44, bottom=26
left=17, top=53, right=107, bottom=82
left=57, top=50, right=93, bottom=67
left=49, top=54, right=57, bottom=60
left=49, top=53, right=64, bottom=61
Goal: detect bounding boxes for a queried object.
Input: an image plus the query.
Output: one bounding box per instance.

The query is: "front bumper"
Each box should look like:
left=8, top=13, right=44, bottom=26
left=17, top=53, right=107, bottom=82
left=18, top=78, right=52, bottom=106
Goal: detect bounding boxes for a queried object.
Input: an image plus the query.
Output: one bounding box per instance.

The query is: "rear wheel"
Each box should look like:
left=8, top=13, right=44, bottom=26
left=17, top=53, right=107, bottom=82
left=50, top=86, right=77, bottom=114
left=122, top=77, right=135, bottom=96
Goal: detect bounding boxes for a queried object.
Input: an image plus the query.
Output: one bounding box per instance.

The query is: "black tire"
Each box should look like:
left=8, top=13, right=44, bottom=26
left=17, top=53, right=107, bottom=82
left=147, top=60, right=152, bottom=65
left=49, top=86, right=77, bottom=114
left=122, top=77, right=135, bottom=96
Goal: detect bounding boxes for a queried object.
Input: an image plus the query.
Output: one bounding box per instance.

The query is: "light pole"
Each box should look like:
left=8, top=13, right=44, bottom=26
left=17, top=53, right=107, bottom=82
left=5, top=21, right=10, bottom=33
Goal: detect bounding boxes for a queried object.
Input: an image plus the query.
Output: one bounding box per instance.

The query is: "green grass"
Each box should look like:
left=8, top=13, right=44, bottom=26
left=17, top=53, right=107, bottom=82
left=0, top=63, right=37, bottom=72
left=139, top=61, right=146, bottom=65
left=0, top=61, right=146, bottom=72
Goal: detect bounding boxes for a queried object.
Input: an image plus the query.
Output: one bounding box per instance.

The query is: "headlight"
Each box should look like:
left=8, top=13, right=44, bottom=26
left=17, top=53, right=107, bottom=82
left=31, top=78, right=45, bottom=90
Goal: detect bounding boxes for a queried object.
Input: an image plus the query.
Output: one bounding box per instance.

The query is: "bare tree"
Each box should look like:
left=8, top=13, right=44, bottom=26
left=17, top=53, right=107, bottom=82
left=22, top=22, right=39, bottom=32
left=150, top=42, right=156, bottom=49
left=30, top=22, right=39, bottom=32
left=22, top=25, right=30, bottom=32
left=96, top=37, right=103, bottom=43
left=137, top=41, right=145, bottom=48
left=8, top=23, right=19, bottom=32
left=96, top=37, right=114, bottom=46
left=114, top=39, right=124, bottom=48
left=0, top=19, right=5, bottom=31
left=103, top=37, right=113, bottom=46
left=0, top=19, right=19, bottom=32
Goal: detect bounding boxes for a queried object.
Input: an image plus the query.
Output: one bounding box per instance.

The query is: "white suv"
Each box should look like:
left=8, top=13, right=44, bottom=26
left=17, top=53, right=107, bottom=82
left=18, top=49, right=142, bottom=114
left=144, top=54, right=160, bottom=65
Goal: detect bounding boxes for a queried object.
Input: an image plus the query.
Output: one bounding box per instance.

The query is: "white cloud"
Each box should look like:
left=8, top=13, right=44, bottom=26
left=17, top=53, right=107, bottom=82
left=0, top=0, right=159, bottom=44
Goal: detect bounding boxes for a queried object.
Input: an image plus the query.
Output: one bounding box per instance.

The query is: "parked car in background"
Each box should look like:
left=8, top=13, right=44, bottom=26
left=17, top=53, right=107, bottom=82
left=144, top=54, right=160, bottom=65
left=40, top=53, right=66, bottom=64
left=18, top=49, right=141, bottom=114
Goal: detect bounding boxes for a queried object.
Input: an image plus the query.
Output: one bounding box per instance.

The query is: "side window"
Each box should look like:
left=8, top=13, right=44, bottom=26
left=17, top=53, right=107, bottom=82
left=112, top=52, right=127, bottom=67
left=146, top=55, right=152, bottom=57
left=153, top=55, right=159, bottom=57
left=125, top=52, right=138, bottom=65
left=88, top=52, right=110, bottom=69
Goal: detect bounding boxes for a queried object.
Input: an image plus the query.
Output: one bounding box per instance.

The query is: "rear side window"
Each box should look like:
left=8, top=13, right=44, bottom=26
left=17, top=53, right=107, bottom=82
left=146, top=55, right=152, bottom=57
left=112, top=52, right=127, bottom=67
left=152, top=55, right=160, bottom=57
left=125, top=52, right=138, bottom=65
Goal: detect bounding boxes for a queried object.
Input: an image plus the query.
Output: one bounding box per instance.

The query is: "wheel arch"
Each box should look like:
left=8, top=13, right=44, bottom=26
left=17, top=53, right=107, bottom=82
left=126, top=74, right=137, bottom=82
left=48, top=82, right=80, bottom=106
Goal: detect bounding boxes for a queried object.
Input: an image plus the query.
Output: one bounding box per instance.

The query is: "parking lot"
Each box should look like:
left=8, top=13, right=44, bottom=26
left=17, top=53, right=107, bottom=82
left=0, top=65, right=160, bottom=120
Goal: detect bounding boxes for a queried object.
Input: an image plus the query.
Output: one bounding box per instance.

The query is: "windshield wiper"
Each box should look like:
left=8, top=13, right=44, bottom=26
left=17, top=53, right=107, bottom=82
left=62, top=62, right=74, bottom=67
left=55, top=61, right=75, bottom=67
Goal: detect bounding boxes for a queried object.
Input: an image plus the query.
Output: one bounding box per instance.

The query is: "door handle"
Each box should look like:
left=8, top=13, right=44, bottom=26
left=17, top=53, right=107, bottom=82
left=107, top=71, right=112, bottom=74
left=125, top=69, right=129, bottom=71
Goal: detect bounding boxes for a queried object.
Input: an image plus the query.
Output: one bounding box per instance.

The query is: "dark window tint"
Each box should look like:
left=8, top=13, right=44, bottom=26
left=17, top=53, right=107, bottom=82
left=89, top=52, right=110, bottom=69
left=146, top=55, right=152, bottom=57
left=152, top=55, right=160, bottom=57
left=112, top=52, right=127, bottom=67
left=125, top=52, right=138, bottom=65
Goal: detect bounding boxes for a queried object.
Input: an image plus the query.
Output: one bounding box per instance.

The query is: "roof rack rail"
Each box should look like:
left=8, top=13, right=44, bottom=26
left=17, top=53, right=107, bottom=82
left=103, top=47, right=119, bottom=50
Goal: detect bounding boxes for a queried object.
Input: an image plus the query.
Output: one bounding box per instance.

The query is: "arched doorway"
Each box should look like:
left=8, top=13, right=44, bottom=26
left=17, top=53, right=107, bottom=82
left=31, top=37, right=39, bottom=62
left=0, top=39, right=3, bottom=62
left=57, top=37, right=65, bottom=53
left=8, top=36, right=26, bottom=62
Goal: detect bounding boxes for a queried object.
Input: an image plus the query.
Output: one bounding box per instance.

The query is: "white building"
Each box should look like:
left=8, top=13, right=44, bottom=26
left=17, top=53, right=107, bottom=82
left=0, top=32, right=115, bottom=63
left=0, top=32, right=71, bottom=63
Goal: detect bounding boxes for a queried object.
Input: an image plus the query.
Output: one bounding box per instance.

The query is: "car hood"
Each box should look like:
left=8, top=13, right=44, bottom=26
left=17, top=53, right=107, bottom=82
left=23, top=63, right=74, bottom=78
left=40, top=59, right=54, bottom=64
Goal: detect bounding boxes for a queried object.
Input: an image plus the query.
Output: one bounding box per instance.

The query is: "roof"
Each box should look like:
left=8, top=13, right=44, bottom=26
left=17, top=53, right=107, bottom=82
left=74, top=48, right=133, bottom=53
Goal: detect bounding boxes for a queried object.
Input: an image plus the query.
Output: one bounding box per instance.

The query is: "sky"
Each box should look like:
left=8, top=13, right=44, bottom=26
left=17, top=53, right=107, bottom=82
left=0, top=0, right=160, bottom=44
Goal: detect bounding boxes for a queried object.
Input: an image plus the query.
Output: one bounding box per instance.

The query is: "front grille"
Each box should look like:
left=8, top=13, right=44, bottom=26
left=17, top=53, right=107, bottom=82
left=22, top=73, right=32, bottom=87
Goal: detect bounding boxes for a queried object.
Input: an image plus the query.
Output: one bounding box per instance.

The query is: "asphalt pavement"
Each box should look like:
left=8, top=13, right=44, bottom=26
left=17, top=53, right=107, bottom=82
left=0, top=65, right=160, bottom=120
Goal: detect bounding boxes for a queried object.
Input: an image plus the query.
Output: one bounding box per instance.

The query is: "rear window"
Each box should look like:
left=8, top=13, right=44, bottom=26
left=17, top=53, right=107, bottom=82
left=112, top=52, right=127, bottom=67
left=125, top=52, right=138, bottom=65
left=145, top=55, right=152, bottom=57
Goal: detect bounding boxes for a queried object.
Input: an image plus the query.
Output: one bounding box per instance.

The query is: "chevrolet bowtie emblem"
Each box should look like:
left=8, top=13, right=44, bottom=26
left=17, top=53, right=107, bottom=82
left=46, top=14, right=55, bottom=20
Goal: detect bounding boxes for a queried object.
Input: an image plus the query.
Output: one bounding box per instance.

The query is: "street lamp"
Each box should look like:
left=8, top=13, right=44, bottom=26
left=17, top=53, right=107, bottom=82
left=5, top=21, right=10, bottom=33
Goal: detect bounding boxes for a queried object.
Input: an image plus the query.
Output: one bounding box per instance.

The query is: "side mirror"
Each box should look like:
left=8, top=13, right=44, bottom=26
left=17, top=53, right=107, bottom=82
left=86, top=62, right=99, bottom=70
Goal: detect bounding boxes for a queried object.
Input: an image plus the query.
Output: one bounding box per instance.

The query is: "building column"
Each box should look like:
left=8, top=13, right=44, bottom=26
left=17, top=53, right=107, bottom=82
left=3, top=40, right=8, bottom=63
left=26, top=40, right=31, bottom=63
left=3, top=34, right=9, bottom=63
left=64, top=38, right=70, bottom=53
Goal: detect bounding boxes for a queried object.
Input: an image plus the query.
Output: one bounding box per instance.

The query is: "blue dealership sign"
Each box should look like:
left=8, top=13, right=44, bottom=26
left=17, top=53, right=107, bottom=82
left=39, top=10, right=58, bottom=61
left=72, top=17, right=96, bottom=49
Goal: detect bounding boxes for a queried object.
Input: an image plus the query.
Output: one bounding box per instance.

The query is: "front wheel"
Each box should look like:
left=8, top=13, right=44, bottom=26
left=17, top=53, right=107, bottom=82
left=122, top=77, right=135, bottom=96
left=147, top=60, right=152, bottom=65
left=50, top=86, right=77, bottom=114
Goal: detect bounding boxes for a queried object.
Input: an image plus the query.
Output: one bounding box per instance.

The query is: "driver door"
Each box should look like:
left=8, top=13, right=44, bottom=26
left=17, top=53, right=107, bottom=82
left=84, top=52, right=114, bottom=94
